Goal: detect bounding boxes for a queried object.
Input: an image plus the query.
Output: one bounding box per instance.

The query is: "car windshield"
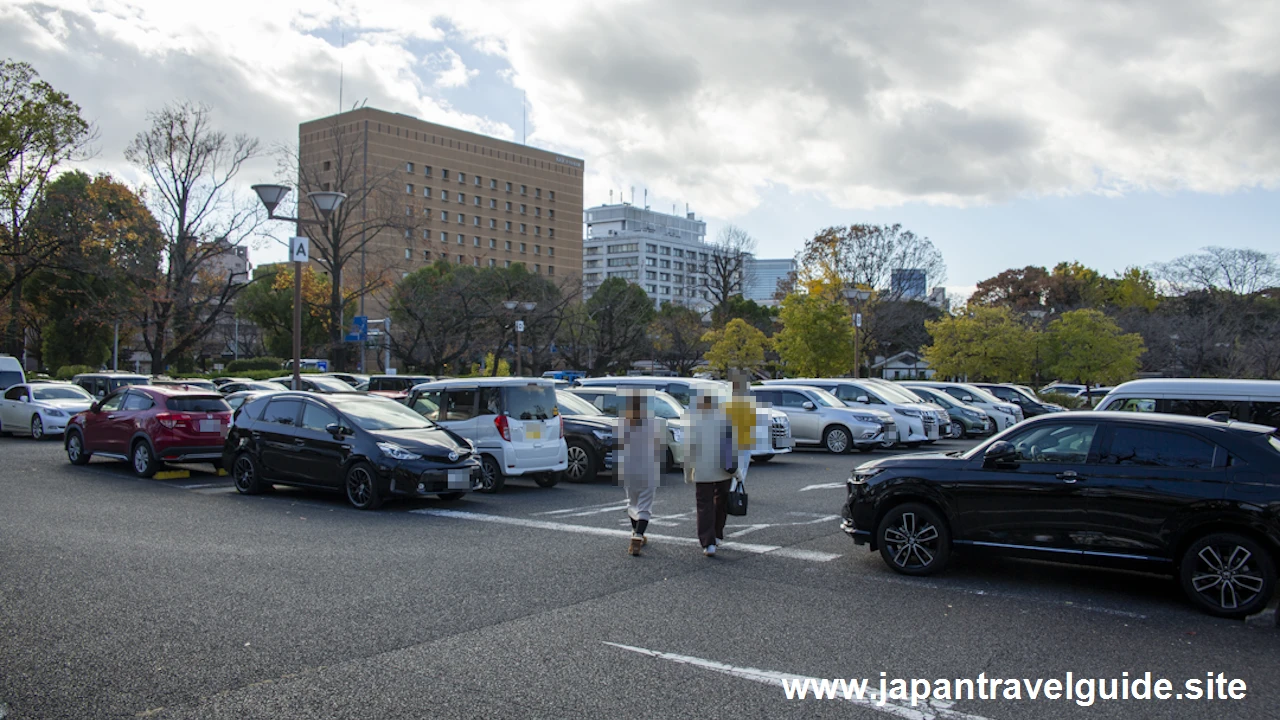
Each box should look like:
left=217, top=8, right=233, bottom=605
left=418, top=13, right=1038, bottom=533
left=506, top=384, right=557, bottom=420
left=960, top=385, right=1004, bottom=404
left=252, top=381, right=289, bottom=391
left=808, top=388, right=844, bottom=407
left=310, top=376, right=357, bottom=392
left=33, top=385, right=92, bottom=401
left=167, top=395, right=231, bottom=412
left=557, top=391, right=603, bottom=416
left=336, top=397, right=435, bottom=431
left=871, top=382, right=925, bottom=404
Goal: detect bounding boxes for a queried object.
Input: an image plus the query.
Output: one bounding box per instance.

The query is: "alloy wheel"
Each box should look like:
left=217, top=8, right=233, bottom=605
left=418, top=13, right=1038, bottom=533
left=347, top=466, right=373, bottom=506
left=31, top=416, right=43, bottom=440
left=883, top=511, right=941, bottom=571
left=133, top=444, right=151, bottom=474
left=825, top=427, right=849, bottom=453
left=234, top=456, right=256, bottom=493
left=67, top=434, right=82, bottom=462
left=565, top=445, right=589, bottom=481
left=1189, top=543, right=1267, bottom=612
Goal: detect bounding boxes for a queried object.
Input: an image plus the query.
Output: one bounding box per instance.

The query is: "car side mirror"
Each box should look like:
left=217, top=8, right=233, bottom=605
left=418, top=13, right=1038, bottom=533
left=855, top=396, right=869, bottom=404
left=20, top=396, right=28, bottom=403
left=325, top=423, right=352, bottom=437
left=983, top=440, right=1018, bottom=467
left=802, top=401, right=816, bottom=410
left=961, top=395, right=974, bottom=403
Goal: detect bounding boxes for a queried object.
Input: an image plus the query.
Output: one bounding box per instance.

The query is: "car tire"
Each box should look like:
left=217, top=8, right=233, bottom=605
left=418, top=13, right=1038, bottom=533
left=232, top=453, right=266, bottom=495
left=476, top=455, right=505, bottom=493
left=822, top=425, right=852, bottom=454
left=534, top=472, right=559, bottom=488
left=436, top=492, right=466, bottom=501
left=906, top=442, right=922, bottom=448
left=1179, top=533, right=1275, bottom=619
left=131, top=439, right=159, bottom=478
left=753, top=454, right=774, bottom=464
left=858, top=445, right=875, bottom=453
left=876, top=502, right=951, bottom=576
left=344, top=461, right=384, bottom=510
left=564, top=440, right=598, bottom=483
left=0, top=416, right=7, bottom=436
left=663, top=447, right=675, bottom=473
left=30, top=415, right=44, bottom=441
left=66, top=430, right=90, bottom=465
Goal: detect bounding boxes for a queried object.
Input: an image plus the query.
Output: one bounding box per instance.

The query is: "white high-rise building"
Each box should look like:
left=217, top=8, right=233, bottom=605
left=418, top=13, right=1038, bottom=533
left=582, top=203, right=712, bottom=311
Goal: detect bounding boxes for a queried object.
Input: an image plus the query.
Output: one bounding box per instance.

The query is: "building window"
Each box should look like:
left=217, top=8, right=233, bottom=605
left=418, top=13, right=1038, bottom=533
left=442, top=169, right=449, bottom=180
left=535, top=188, right=542, bottom=199
left=505, top=260, right=512, bottom=268
left=423, top=249, right=431, bottom=260
left=535, top=264, right=541, bottom=274
left=520, top=204, right=527, bottom=214
left=403, top=229, right=410, bottom=238
left=490, top=179, right=497, bottom=189
left=489, top=219, right=497, bottom=229
left=440, top=232, right=448, bottom=242
left=405, top=205, right=411, bottom=216
left=473, top=216, right=480, bottom=226
left=473, top=236, right=481, bottom=247
left=505, top=240, right=512, bottom=251
left=441, top=193, right=448, bottom=204
left=520, top=243, right=527, bottom=253
left=473, top=257, right=479, bottom=267
left=534, top=244, right=541, bottom=255
left=423, top=229, right=430, bottom=239
left=406, top=183, right=414, bottom=194
left=505, top=201, right=512, bottom=211
left=474, top=196, right=481, bottom=206
left=585, top=260, right=601, bottom=268
left=660, top=259, right=670, bottom=268
left=406, top=162, right=414, bottom=173
left=423, top=187, right=432, bottom=198
left=323, top=160, right=331, bottom=171
left=505, top=182, right=512, bottom=192
left=608, top=243, right=640, bottom=253
left=424, top=165, right=432, bottom=177
left=489, top=199, right=497, bottom=209
left=646, top=244, right=658, bottom=253
left=520, top=185, right=527, bottom=195
left=549, top=210, right=554, bottom=220
left=474, top=175, right=481, bottom=186
left=548, top=265, right=554, bottom=276
left=674, top=261, right=683, bottom=270
left=549, top=191, right=555, bottom=201
left=405, top=248, right=412, bottom=259
left=548, top=246, right=554, bottom=256
left=457, top=192, right=464, bottom=202
left=646, top=284, right=657, bottom=293
left=489, top=238, right=497, bottom=248
left=458, top=172, right=466, bottom=184
left=457, top=254, right=464, bottom=263
left=535, top=207, right=541, bottom=217
left=505, top=221, right=512, bottom=231
left=519, top=223, right=527, bottom=233
left=489, top=258, right=496, bottom=267
left=535, top=227, right=541, bottom=236
left=646, top=271, right=656, bottom=280
left=662, top=246, right=671, bottom=255
left=645, top=257, right=656, bottom=266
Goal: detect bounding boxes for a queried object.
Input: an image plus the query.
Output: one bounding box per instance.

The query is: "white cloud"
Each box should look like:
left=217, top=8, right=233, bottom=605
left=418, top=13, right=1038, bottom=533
left=4, top=0, right=1280, bottom=229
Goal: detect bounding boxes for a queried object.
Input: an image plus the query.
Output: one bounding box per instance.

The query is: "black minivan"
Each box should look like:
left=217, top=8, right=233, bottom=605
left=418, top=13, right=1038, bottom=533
left=841, top=412, right=1280, bottom=618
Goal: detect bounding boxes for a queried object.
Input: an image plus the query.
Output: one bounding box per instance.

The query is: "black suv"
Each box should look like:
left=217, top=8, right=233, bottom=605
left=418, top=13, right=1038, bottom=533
left=555, top=390, right=616, bottom=483
left=841, top=412, right=1280, bottom=618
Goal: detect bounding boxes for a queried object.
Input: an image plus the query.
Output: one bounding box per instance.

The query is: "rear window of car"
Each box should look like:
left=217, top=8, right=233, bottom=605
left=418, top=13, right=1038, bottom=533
left=166, top=396, right=231, bottom=412
left=0, top=371, right=23, bottom=389
left=504, top=384, right=557, bottom=420
left=108, top=377, right=148, bottom=391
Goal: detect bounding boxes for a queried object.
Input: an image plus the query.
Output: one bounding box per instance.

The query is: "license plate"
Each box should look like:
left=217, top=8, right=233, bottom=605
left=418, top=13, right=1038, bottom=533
left=526, top=424, right=541, bottom=440
left=199, top=419, right=221, bottom=433
left=448, top=470, right=471, bottom=489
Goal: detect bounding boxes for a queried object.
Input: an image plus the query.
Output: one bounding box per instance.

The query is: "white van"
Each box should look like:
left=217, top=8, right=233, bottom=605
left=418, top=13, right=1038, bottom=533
left=405, top=377, right=568, bottom=492
left=1096, top=378, right=1280, bottom=427
left=0, top=355, right=25, bottom=391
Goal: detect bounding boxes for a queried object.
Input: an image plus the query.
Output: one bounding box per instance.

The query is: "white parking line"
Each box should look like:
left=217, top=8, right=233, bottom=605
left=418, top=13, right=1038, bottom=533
left=800, top=482, right=847, bottom=492
left=602, top=642, right=996, bottom=720
left=413, top=509, right=841, bottom=562
left=534, top=500, right=631, bottom=516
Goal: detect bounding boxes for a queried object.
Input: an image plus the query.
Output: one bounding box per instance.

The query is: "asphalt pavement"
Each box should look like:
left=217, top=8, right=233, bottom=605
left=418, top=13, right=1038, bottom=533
left=1, top=436, right=1276, bottom=719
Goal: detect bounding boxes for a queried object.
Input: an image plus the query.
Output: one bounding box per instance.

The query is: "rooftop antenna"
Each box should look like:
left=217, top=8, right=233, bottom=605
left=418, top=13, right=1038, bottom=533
left=643, top=188, right=647, bottom=209
left=609, top=189, right=613, bottom=204
left=630, top=186, right=635, bottom=204
left=522, top=90, right=527, bottom=145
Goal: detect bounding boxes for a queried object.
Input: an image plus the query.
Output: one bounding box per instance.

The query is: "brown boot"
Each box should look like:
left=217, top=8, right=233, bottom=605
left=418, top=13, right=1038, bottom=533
left=628, top=533, right=643, bottom=556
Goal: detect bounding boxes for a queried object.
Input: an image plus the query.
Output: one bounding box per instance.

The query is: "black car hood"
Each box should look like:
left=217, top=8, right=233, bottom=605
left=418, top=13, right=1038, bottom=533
left=564, top=415, right=616, bottom=433
left=373, top=427, right=472, bottom=460
left=858, top=451, right=964, bottom=472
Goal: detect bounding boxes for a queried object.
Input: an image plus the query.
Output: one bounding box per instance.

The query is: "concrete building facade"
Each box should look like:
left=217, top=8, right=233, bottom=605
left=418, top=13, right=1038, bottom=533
left=298, top=108, right=585, bottom=319
left=582, top=203, right=712, bottom=311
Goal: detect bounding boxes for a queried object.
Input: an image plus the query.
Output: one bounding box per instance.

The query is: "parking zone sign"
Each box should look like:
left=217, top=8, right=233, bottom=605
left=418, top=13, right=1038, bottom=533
left=290, top=236, right=310, bottom=263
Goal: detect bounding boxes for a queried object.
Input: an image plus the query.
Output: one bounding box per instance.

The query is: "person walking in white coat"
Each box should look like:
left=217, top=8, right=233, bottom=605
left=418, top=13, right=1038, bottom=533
left=617, top=390, right=661, bottom=556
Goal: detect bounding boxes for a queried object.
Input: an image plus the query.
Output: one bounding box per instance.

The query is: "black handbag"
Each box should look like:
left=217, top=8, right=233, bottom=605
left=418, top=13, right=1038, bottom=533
left=727, top=477, right=748, bottom=516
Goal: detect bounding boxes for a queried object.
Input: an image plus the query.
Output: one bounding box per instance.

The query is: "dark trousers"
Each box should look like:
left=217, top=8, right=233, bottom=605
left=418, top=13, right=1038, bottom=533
left=695, top=480, right=731, bottom=548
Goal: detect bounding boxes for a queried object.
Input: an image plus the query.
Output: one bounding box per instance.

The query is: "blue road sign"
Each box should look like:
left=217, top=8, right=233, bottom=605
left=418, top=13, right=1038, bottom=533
left=345, top=316, right=368, bottom=343
left=316, top=360, right=329, bottom=372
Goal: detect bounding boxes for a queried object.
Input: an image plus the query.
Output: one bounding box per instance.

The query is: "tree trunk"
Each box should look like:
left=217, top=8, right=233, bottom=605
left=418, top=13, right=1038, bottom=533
left=328, top=278, right=345, bottom=371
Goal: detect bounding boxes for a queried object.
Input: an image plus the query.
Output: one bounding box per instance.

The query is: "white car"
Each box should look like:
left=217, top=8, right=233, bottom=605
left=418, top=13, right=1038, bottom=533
left=765, top=378, right=944, bottom=446
left=901, top=381, right=1023, bottom=431
left=750, top=384, right=897, bottom=453
left=0, top=382, right=95, bottom=440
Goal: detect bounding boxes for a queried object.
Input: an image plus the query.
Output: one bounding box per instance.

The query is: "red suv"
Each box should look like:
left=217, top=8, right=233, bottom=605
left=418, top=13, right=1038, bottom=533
left=64, top=385, right=232, bottom=477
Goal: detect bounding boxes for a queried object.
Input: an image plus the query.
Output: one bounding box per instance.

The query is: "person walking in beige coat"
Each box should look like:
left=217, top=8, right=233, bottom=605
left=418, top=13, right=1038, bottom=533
left=685, top=390, right=734, bottom=556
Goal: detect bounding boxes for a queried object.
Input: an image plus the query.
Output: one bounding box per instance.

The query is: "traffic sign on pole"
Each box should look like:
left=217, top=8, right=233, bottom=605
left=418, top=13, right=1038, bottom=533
left=345, top=315, right=368, bottom=343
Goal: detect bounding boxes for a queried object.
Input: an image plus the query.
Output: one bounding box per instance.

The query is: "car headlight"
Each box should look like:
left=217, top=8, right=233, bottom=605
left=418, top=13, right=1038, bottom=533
left=961, top=408, right=981, bottom=419
left=377, top=442, right=421, bottom=461
left=850, top=413, right=882, bottom=424
left=897, top=408, right=921, bottom=418
left=849, top=466, right=885, bottom=484
left=591, top=429, right=612, bottom=441
left=43, top=408, right=66, bottom=417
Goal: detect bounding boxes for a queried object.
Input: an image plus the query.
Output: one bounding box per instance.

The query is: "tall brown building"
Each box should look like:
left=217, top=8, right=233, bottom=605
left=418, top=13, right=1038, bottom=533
left=297, top=107, right=585, bottom=320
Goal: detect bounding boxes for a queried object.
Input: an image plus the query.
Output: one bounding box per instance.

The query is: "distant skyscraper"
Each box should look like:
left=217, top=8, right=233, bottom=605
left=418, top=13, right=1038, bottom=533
left=891, top=268, right=927, bottom=299
left=743, top=258, right=796, bottom=306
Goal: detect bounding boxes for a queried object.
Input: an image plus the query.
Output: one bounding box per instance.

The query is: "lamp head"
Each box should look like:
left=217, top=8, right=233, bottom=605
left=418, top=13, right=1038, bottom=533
left=502, top=300, right=518, bottom=311
left=251, top=184, right=291, bottom=215
left=306, top=191, right=347, bottom=219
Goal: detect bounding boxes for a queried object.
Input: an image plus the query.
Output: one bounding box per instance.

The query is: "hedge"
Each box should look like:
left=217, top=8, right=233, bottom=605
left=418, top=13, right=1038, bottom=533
left=54, top=365, right=95, bottom=380
left=225, top=357, right=285, bottom=372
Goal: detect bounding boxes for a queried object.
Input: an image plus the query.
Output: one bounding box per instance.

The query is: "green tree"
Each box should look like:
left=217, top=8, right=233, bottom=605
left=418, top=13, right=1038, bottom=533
left=390, top=262, right=492, bottom=375
left=585, top=277, right=655, bottom=374
left=710, top=294, right=777, bottom=335
left=774, top=291, right=856, bottom=377
left=1, top=59, right=95, bottom=356
left=1042, top=309, right=1146, bottom=390
left=923, top=306, right=1036, bottom=382
left=235, top=264, right=331, bottom=358
left=1107, top=266, right=1160, bottom=312
left=702, top=318, right=768, bottom=376
left=649, top=303, right=709, bottom=375
left=26, top=171, right=163, bottom=368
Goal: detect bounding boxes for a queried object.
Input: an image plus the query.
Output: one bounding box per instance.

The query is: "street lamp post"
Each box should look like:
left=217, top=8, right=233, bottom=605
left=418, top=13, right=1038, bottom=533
left=251, top=184, right=346, bottom=391
left=843, top=288, right=871, bottom=378
left=503, top=300, right=537, bottom=376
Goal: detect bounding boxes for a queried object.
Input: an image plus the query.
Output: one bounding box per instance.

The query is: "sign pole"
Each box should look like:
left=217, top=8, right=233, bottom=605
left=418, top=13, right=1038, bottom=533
left=290, top=236, right=310, bottom=391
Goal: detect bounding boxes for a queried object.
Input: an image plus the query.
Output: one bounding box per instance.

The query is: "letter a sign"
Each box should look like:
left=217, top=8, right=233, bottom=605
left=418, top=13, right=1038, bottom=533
left=290, top=236, right=310, bottom=263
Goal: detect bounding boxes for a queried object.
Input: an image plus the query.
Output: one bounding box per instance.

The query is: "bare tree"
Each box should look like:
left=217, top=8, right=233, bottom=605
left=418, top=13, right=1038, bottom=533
left=281, top=116, right=414, bottom=370
left=126, top=101, right=261, bottom=373
left=1, top=59, right=96, bottom=357
left=796, top=223, right=947, bottom=300
left=1153, top=246, right=1280, bottom=296
left=701, top=224, right=756, bottom=308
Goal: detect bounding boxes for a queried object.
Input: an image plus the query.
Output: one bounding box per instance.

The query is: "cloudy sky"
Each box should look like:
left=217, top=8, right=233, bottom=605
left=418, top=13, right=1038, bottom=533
left=4, top=0, right=1279, bottom=295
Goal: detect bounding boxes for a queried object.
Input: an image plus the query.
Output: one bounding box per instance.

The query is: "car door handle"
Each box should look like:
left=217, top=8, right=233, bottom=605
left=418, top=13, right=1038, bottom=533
left=294, top=439, right=307, bottom=446
left=107, top=414, right=118, bottom=420
left=1057, top=470, right=1081, bottom=483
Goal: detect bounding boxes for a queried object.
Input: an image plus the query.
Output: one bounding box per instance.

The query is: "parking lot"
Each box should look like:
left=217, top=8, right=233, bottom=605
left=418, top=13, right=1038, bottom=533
left=2, top=436, right=1277, bottom=720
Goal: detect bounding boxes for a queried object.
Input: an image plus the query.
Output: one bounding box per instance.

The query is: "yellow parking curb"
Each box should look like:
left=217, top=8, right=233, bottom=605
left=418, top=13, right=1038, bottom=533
left=153, top=470, right=191, bottom=480
left=216, top=468, right=228, bottom=477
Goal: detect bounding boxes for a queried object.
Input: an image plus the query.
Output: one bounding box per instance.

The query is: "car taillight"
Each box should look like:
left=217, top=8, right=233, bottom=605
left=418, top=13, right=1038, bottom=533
left=494, top=414, right=510, bottom=441
left=155, top=412, right=190, bottom=429
left=559, top=415, right=564, bottom=438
